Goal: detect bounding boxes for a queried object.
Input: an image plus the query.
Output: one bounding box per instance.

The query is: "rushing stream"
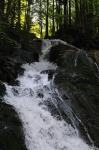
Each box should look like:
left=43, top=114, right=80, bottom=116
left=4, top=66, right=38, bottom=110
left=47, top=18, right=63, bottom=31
left=4, top=40, right=97, bottom=150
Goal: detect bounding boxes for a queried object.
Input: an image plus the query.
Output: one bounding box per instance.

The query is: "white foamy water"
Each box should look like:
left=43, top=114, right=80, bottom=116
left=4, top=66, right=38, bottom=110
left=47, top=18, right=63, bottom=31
left=4, top=40, right=97, bottom=150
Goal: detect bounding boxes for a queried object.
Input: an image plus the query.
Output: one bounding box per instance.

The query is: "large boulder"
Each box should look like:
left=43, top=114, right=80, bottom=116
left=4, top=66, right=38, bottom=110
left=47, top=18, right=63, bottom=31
left=0, top=101, right=27, bottom=150
left=49, top=44, right=99, bottom=148
left=0, top=56, right=24, bottom=85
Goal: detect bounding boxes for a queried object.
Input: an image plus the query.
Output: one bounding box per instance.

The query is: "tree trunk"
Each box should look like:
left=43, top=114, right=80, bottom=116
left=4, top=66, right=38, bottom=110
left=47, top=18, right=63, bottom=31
left=45, top=0, right=49, bottom=38
left=24, top=0, right=31, bottom=32
left=68, top=0, right=71, bottom=26
left=58, top=0, right=61, bottom=30
left=10, top=2, right=16, bottom=27
left=17, top=0, right=21, bottom=29
left=52, top=0, right=55, bottom=35
left=64, top=0, right=68, bottom=28
left=56, top=0, right=59, bottom=31
left=40, top=0, right=42, bottom=38
left=0, top=0, right=5, bottom=15
left=75, top=0, right=79, bottom=24
left=6, top=0, right=11, bottom=20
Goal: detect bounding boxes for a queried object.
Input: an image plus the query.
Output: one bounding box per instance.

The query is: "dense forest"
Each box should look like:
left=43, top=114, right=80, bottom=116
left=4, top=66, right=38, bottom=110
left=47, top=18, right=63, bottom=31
left=0, top=0, right=99, bottom=48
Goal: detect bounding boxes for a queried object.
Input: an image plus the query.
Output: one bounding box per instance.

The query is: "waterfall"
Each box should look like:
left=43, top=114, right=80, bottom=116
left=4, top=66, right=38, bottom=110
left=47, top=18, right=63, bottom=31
left=4, top=39, right=97, bottom=150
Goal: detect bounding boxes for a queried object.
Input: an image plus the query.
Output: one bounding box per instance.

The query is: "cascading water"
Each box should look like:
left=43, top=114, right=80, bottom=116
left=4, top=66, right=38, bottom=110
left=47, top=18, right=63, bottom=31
left=4, top=39, right=97, bottom=150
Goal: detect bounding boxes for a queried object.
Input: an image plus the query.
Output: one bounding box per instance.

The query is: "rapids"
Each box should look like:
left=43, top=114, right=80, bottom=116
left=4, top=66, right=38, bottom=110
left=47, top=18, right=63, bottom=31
left=4, top=39, right=98, bottom=150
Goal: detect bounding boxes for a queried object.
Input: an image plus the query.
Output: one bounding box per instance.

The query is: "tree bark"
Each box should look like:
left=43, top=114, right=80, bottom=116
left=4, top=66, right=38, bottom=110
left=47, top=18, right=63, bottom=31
left=75, top=0, right=79, bottom=24
left=0, top=0, right=5, bottom=15
left=52, top=0, right=55, bottom=35
left=45, top=0, right=49, bottom=38
left=64, top=0, right=68, bottom=28
left=40, top=0, right=43, bottom=38
left=17, top=0, right=21, bottom=29
left=68, top=0, right=71, bottom=26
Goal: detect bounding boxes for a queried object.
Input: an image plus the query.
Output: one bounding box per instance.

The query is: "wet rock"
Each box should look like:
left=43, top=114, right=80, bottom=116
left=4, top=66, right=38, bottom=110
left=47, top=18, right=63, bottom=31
left=49, top=43, right=79, bottom=66
left=44, top=100, right=61, bottom=120
left=12, top=87, right=34, bottom=97
left=11, top=88, right=20, bottom=96
left=17, top=50, right=39, bottom=63
left=0, top=101, right=27, bottom=150
left=38, top=92, right=44, bottom=98
left=20, top=39, right=42, bottom=62
left=21, top=39, right=42, bottom=53
left=52, top=45, right=99, bottom=147
left=0, top=56, right=24, bottom=85
left=41, top=69, right=55, bottom=80
left=33, top=52, right=39, bottom=62
left=37, top=89, right=44, bottom=98
left=0, top=82, right=6, bottom=97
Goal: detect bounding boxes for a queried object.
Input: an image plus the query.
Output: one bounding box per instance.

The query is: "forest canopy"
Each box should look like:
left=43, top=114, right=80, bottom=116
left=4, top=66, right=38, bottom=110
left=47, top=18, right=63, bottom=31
left=0, top=0, right=99, bottom=39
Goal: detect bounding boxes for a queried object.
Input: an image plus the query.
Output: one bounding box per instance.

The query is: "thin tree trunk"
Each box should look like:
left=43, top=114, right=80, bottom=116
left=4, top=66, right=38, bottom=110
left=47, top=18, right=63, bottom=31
left=11, top=3, right=16, bottom=27
left=0, top=0, right=5, bottom=15
left=17, top=0, right=21, bottom=29
left=64, top=0, right=68, bottom=28
left=24, top=0, right=31, bottom=32
left=6, top=0, right=11, bottom=20
left=52, top=0, right=55, bottom=35
left=40, top=0, right=42, bottom=38
left=56, top=0, right=59, bottom=31
left=58, top=0, right=61, bottom=30
left=68, top=0, right=71, bottom=26
left=45, top=0, right=49, bottom=38
left=79, top=0, right=83, bottom=28
left=27, top=0, right=31, bottom=32
left=75, top=0, right=79, bottom=24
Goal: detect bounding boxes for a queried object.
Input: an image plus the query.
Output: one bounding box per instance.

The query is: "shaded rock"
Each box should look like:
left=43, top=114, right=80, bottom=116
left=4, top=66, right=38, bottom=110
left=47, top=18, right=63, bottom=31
left=0, top=20, right=42, bottom=64
left=20, top=39, right=42, bottom=62
left=43, top=100, right=62, bottom=120
left=37, top=89, right=44, bottom=98
left=0, top=56, right=24, bottom=85
left=0, top=82, right=6, bottom=97
left=0, top=101, right=27, bottom=150
left=25, top=39, right=42, bottom=53
left=0, top=32, right=20, bottom=56
left=51, top=44, right=99, bottom=147
left=11, top=48, right=39, bottom=63
left=49, top=43, right=79, bottom=66
left=41, top=69, right=55, bottom=80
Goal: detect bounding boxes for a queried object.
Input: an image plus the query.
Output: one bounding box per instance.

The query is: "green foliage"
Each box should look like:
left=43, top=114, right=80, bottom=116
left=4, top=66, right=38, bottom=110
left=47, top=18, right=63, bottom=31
left=0, top=0, right=99, bottom=40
